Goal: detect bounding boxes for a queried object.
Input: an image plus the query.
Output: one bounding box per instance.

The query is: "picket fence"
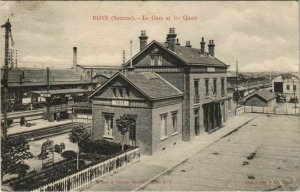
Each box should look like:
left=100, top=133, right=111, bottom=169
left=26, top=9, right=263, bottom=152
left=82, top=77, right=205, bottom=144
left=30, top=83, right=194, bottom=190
left=31, top=148, right=140, bottom=192
left=236, top=106, right=299, bottom=116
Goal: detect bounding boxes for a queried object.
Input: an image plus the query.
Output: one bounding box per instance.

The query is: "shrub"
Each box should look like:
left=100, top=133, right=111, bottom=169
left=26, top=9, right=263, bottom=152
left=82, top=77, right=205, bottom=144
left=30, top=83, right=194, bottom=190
left=81, top=139, right=132, bottom=155
left=61, top=150, right=77, bottom=160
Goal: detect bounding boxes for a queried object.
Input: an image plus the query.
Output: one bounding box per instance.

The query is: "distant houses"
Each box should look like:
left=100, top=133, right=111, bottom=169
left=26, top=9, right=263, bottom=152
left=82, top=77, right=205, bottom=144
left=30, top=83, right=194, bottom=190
left=272, top=73, right=299, bottom=102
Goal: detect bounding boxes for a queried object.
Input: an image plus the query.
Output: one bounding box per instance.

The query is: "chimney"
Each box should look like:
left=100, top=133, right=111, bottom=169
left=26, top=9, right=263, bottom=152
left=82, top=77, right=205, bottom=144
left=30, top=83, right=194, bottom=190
left=208, top=40, right=215, bottom=56
left=200, top=37, right=205, bottom=54
left=176, top=38, right=180, bottom=45
left=73, top=47, right=77, bottom=70
left=185, top=41, right=192, bottom=48
left=166, top=28, right=177, bottom=51
left=139, top=30, right=148, bottom=51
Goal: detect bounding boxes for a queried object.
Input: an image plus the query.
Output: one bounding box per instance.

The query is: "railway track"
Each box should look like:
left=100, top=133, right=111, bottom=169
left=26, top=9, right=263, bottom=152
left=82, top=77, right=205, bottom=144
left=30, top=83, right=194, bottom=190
left=8, top=122, right=91, bottom=141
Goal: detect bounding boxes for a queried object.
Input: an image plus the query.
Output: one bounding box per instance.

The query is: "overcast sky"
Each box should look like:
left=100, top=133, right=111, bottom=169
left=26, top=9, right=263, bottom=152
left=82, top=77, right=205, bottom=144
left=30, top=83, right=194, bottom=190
left=0, top=1, right=299, bottom=72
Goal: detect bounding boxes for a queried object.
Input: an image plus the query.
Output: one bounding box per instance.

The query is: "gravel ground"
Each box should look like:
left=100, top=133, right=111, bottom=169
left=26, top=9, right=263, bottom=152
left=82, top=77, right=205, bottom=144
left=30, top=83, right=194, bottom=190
left=141, top=114, right=300, bottom=191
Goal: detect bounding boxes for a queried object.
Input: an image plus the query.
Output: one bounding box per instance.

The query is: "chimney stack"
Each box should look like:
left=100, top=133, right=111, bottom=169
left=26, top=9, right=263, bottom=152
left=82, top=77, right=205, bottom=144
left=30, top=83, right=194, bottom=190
left=166, top=28, right=177, bottom=51
left=200, top=37, right=205, bottom=54
left=185, top=41, right=192, bottom=48
left=208, top=40, right=215, bottom=56
left=139, top=30, right=148, bottom=51
left=73, top=47, right=77, bottom=70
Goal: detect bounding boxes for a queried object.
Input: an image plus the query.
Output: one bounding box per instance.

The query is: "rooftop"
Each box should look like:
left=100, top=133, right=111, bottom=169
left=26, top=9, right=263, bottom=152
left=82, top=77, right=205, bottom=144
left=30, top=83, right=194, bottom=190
left=91, top=72, right=183, bottom=100
left=159, top=42, right=227, bottom=66
left=245, top=90, right=276, bottom=102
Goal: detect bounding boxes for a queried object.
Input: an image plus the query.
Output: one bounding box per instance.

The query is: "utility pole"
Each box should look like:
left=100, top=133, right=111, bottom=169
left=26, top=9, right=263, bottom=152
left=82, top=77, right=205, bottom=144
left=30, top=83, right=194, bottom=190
left=236, top=60, right=239, bottom=108
left=90, top=68, right=93, bottom=91
left=1, top=19, right=12, bottom=138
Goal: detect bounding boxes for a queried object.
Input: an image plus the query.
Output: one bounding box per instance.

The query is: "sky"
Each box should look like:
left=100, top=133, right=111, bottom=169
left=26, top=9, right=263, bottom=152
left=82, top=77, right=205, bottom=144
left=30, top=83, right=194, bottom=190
left=0, top=1, right=299, bottom=72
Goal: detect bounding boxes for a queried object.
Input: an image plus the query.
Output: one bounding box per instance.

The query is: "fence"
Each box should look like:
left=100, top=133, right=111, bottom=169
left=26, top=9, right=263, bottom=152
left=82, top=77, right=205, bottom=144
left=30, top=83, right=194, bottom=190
left=73, top=114, right=92, bottom=124
left=235, top=106, right=245, bottom=115
left=239, top=106, right=299, bottom=115
left=31, top=147, right=140, bottom=192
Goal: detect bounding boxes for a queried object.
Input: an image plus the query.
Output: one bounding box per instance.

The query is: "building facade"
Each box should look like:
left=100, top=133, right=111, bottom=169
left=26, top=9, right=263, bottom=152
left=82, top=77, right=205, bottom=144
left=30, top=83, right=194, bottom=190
left=123, top=28, right=231, bottom=140
left=90, top=72, right=183, bottom=155
left=272, top=73, right=299, bottom=101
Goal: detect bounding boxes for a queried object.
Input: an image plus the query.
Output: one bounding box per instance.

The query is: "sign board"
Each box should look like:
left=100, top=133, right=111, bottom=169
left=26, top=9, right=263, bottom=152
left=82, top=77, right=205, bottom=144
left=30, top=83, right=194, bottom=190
left=207, top=67, right=215, bottom=72
left=111, top=100, right=129, bottom=106
left=22, top=97, right=31, bottom=104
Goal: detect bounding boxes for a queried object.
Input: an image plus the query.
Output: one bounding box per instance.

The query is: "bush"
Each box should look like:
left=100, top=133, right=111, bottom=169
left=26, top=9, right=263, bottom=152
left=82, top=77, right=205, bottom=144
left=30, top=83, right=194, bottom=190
left=81, top=139, right=132, bottom=155
left=61, top=150, right=77, bottom=160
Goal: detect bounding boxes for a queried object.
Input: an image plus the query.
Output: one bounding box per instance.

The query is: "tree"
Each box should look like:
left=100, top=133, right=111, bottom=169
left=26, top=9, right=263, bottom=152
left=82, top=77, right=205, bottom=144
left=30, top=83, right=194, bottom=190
left=68, top=125, right=91, bottom=168
left=116, top=114, right=137, bottom=151
left=1, top=136, right=32, bottom=181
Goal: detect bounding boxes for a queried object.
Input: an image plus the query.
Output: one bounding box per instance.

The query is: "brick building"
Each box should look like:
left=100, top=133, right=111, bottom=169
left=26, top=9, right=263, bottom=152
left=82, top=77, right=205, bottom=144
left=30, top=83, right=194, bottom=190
left=89, top=72, right=183, bottom=155
left=123, top=28, right=231, bottom=140
left=90, top=28, right=231, bottom=154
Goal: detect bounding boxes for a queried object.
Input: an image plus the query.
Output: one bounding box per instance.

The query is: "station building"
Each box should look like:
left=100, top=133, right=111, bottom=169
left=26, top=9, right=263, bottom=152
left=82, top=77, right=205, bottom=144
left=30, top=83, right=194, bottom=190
left=89, top=72, right=183, bottom=155
left=90, top=28, right=232, bottom=154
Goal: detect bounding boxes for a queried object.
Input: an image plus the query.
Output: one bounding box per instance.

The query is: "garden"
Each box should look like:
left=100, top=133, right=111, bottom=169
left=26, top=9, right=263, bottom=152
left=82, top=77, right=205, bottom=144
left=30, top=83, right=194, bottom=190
left=2, top=113, right=138, bottom=191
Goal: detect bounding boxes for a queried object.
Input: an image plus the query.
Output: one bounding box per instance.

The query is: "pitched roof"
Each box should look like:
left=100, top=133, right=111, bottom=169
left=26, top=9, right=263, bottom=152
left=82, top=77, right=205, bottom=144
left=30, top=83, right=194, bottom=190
left=159, top=42, right=227, bottom=66
left=77, top=65, right=121, bottom=70
left=245, top=90, right=276, bottom=102
left=90, top=72, right=183, bottom=100
left=124, top=40, right=229, bottom=67
left=1, top=68, right=90, bottom=87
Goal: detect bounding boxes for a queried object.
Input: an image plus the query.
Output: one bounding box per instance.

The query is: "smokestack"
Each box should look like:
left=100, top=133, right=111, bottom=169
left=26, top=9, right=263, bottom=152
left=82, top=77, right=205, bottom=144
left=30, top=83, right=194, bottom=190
left=176, top=38, right=180, bottom=45
left=200, top=37, right=205, bottom=54
left=185, top=41, right=192, bottom=48
left=166, top=28, right=177, bottom=51
left=208, top=40, right=215, bottom=56
left=73, top=47, right=77, bottom=70
left=139, top=30, right=148, bottom=51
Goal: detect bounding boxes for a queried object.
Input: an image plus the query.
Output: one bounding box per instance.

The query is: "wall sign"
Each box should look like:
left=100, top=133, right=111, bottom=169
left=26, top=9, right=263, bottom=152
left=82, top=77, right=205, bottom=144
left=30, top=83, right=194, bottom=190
left=111, top=100, right=129, bottom=106
left=207, top=67, right=215, bottom=72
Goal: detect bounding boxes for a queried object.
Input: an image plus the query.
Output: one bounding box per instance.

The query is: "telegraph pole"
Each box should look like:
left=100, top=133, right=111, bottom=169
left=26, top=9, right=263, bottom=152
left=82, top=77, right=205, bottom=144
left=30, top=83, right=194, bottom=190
left=236, top=60, right=239, bottom=107
left=1, top=19, right=12, bottom=138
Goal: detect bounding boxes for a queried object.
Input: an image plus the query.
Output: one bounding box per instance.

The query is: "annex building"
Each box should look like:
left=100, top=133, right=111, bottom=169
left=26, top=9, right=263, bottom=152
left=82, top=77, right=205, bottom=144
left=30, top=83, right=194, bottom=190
left=90, top=28, right=232, bottom=154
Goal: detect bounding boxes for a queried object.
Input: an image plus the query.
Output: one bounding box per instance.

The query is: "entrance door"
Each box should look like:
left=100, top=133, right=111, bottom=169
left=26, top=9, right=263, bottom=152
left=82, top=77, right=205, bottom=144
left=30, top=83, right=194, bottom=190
left=274, top=82, right=283, bottom=93
left=129, top=122, right=136, bottom=146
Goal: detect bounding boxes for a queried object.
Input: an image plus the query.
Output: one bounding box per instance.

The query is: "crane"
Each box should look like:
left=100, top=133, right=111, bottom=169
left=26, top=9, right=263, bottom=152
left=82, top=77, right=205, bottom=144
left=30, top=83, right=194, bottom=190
left=1, top=19, right=14, bottom=138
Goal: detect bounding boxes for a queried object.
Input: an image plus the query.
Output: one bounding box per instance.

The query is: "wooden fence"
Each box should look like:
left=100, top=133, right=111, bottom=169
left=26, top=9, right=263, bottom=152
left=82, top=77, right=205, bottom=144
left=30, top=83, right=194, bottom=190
left=31, top=148, right=140, bottom=192
left=236, top=106, right=299, bottom=116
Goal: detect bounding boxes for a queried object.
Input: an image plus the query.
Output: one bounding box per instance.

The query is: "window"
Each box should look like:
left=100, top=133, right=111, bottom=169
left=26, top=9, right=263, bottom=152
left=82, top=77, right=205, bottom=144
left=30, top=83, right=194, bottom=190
left=213, top=78, right=217, bottom=95
left=221, top=78, right=225, bottom=97
left=150, top=54, right=162, bottom=66
left=194, top=109, right=200, bottom=135
left=158, top=55, right=162, bottom=66
left=205, top=79, right=209, bottom=96
left=112, top=87, right=129, bottom=98
left=150, top=55, right=155, bottom=66
left=287, top=85, right=290, bottom=90
left=112, top=88, right=117, bottom=97
left=194, top=80, right=200, bottom=103
left=293, top=85, right=296, bottom=91
left=119, top=88, right=123, bottom=97
left=160, top=114, right=167, bottom=139
left=104, top=114, right=114, bottom=137
left=171, top=111, right=178, bottom=133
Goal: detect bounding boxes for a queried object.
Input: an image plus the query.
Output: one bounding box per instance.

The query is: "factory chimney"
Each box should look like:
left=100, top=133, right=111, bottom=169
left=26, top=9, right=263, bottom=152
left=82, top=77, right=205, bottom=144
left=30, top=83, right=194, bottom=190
left=73, top=47, right=77, bottom=70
